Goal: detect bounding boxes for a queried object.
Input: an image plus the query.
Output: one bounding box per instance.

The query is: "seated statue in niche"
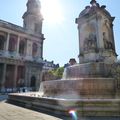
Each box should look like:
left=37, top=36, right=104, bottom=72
left=103, top=32, right=113, bottom=50
left=84, top=33, right=97, bottom=51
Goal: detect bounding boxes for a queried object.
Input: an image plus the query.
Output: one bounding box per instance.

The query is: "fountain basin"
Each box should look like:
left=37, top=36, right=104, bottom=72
left=63, top=62, right=112, bottom=79
left=41, top=78, right=115, bottom=99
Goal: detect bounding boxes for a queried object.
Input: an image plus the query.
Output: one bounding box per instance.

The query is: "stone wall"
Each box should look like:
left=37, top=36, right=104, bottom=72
left=41, top=78, right=115, bottom=99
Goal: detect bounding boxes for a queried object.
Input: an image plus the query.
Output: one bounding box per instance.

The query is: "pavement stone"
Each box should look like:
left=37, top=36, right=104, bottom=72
left=0, top=95, right=8, bottom=101
left=1, top=95, right=120, bottom=120
left=0, top=98, right=63, bottom=120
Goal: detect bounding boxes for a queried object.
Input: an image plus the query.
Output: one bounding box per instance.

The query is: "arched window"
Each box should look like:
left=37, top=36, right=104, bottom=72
left=0, top=35, right=5, bottom=50
left=102, top=21, right=113, bottom=49
left=0, top=31, right=6, bottom=50
left=17, top=66, right=25, bottom=87
left=30, top=76, right=36, bottom=87
left=8, top=34, right=17, bottom=52
left=32, top=42, right=38, bottom=57
left=19, top=38, right=26, bottom=55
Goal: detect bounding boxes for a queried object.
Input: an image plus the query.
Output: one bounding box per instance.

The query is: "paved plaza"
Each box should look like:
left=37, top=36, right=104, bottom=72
left=1, top=95, right=120, bottom=120
left=0, top=95, right=64, bottom=120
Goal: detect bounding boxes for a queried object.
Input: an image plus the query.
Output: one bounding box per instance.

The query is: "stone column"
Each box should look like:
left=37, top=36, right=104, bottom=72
left=36, top=70, right=42, bottom=91
left=28, top=69, right=32, bottom=87
left=96, top=15, right=104, bottom=49
left=13, top=65, right=18, bottom=91
left=1, top=64, right=7, bottom=92
left=5, top=33, right=10, bottom=56
left=6, top=33, right=10, bottom=50
left=36, top=63, right=43, bottom=91
left=24, top=66, right=28, bottom=87
left=16, top=36, right=20, bottom=57
left=40, top=41, right=43, bottom=59
left=110, top=24, right=116, bottom=51
left=37, top=44, right=42, bottom=61
left=24, top=39, right=27, bottom=56
left=25, top=65, right=31, bottom=87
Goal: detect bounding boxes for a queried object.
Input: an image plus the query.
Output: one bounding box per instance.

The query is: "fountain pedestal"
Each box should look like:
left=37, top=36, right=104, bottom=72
left=41, top=62, right=116, bottom=99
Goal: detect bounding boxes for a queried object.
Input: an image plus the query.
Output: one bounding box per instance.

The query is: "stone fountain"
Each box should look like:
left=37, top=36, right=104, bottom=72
left=8, top=0, right=120, bottom=119
left=40, top=0, right=120, bottom=100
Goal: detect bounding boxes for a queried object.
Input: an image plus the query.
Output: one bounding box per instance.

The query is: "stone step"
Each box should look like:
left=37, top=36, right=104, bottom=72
left=7, top=94, right=120, bottom=117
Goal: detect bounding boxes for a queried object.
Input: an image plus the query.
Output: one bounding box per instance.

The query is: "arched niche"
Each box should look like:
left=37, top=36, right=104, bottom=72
left=82, top=23, right=97, bottom=51
left=19, top=38, right=27, bottom=55
left=8, top=34, right=18, bottom=52
left=102, top=21, right=110, bottom=41
left=102, top=20, right=113, bottom=49
left=32, top=42, right=38, bottom=57
left=83, top=23, right=96, bottom=36
left=30, top=76, right=36, bottom=89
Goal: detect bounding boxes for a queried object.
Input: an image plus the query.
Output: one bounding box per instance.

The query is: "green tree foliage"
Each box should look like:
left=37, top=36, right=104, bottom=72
left=48, top=67, right=64, bottom=79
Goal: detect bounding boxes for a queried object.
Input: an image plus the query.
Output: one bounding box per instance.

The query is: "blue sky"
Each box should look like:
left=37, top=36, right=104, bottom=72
left=0, top=0, right=120, bottom=66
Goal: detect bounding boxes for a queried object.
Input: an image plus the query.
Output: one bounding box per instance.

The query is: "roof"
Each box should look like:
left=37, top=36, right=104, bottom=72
left=79, top=0, right=112, bottom=19
left=0, top=19, right=43, bottom=39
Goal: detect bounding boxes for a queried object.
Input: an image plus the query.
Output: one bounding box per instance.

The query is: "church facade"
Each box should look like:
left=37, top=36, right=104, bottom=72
left=0, top=0, right=44, bottom=92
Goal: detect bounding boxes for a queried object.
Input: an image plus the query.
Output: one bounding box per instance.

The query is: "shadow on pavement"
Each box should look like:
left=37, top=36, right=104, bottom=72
left=0, top=94, right=8, bottom=102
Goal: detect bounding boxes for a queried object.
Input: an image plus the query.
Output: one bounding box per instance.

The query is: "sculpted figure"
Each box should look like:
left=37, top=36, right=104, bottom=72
left=103, top=32, right=113, bottom=49
left=84, top=33, right=97, bottom=51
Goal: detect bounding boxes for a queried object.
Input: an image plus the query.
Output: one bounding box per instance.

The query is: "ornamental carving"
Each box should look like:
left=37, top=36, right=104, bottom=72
left=103, top=32, right=113, bottom=50
left=84, top=33, right=97, bottom=51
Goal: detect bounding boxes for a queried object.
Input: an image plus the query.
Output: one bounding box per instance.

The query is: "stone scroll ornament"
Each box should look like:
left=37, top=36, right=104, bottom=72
left=111, top=61, right=120, bottom=89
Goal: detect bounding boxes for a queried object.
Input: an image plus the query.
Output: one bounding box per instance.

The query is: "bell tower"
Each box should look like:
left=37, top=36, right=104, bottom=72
left=23, top=0, right=43, bottom=34
left=76, top=0, right=117, bottom=64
